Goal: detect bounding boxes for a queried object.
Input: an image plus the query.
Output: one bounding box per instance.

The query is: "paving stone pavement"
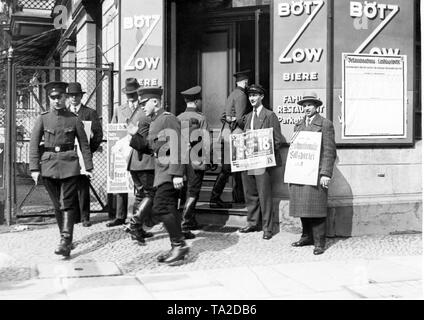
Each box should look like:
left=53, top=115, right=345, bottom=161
left=0, top=213, right=422, bottom=299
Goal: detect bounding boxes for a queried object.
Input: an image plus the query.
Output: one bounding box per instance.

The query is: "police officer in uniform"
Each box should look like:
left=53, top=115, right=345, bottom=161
left=210, top=70, right=251, bottom=208
left=177, top=86, right=210, bottom=239
left=129, top=87, right=189, bottom=265
left=67, top=82, right=103, bottom=227
left=29, top=81, right=93, bottom=257
left=123, top=85, right=158, bottom=243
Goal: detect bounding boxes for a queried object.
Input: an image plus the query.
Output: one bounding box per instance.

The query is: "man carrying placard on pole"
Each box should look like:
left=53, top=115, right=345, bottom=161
left=285, top=92, right=337, bottom=255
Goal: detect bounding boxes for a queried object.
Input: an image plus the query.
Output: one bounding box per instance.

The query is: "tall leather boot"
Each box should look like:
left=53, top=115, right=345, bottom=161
left=181, top=197, right=198, bottom=239
left=210, top=171, right=232, bottom=208
left=55, top=210, right=74, bottom=257
left=163, top=241, right=189, bottom=265
left=125, top=197, right=154, bottom=243
left=159, top=213, right=189, bottom=264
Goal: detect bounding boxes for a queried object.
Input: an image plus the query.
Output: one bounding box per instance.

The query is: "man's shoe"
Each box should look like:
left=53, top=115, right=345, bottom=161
left=183, top=231, right=196, bottom=239
left=313, top=246, right=325, bottom=255
left=210, top=199, right=232, bottom=209
left=54, top=237, right=71, bottom=257
left=263, top=233, right=272, bottom=240
left=291, top=238, right=314, bottom=247
left=163, top=244, right=189, bottom=265
left=82, top=221, right=92, bottom=227
left=239, top=226, right=259, bottom=233
left=106, top=219, right=125, bottom=227
left=130, top=234, right=146, bottom=244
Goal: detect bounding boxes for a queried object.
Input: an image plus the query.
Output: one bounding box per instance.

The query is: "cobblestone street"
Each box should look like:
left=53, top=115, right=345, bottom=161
left=0, top=213, right=422, bottom=300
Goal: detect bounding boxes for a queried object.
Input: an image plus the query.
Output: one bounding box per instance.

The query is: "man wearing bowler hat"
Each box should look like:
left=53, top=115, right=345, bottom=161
left=107, top=78, right=154, bottom=231
left=210, top=70, right=251, bottom=208
left=67, top=82, right=103, bottom=227
left=289, top=92, right=336, bottom=255
left=238, top=84, right=285, bottom=240
left=29, top=81, right=93, bottom=257
left=177, top=85, right=210, bottom=238
left=129, top=87, right=189, bottom=265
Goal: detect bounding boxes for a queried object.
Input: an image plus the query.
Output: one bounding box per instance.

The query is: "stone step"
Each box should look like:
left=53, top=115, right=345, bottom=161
left=194, top=201, right=248, bottom=228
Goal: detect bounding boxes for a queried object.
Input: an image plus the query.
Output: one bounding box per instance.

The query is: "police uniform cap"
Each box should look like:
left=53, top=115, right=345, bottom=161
left=138, top=87, right=163, bottom=103
left=181, top=85, right=202, bottom=101
left=233, top=70, right=251, bottom=82
left=44, top=81, right=68, bottom=96
left=247, top=84, right=265, bottom=95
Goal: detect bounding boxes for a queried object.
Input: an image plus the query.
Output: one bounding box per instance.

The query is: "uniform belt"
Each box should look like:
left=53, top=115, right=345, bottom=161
left=44, top=145, right=76, bottom=152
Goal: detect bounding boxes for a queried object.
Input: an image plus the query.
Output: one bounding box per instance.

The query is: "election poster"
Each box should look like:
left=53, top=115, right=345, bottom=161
left=284, top=131, right=322, bottom=186
left=107, top=123, right=133, bottom=193
left=229, top=128, right=276, bottom=173
left=342, top=54, right=407, bottom=139
left=75, top=121, right=91, bottom=175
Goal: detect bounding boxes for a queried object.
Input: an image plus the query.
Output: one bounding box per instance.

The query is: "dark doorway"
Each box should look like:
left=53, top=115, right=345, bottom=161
left=166, top=1, right=270, bottom=130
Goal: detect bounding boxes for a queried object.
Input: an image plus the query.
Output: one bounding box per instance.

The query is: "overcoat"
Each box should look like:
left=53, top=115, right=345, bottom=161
left=177, top=107, right=210, bottom=171
left=288, top=113, right=337, bottom=218
left=111, top=102, right=155, bottom=171
left=131, top=109, right=184, bottom=188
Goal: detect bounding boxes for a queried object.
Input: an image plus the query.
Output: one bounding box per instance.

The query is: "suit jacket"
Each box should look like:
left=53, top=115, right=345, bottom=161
left=293, top=113, right=336, bottom=178
left=243, top=106, right=285, bottom=167
left=70, top=104, right=103, bottom=153
left=29, top=108, right=93, bottom=179
left=111, top=102, right=155, bottom=171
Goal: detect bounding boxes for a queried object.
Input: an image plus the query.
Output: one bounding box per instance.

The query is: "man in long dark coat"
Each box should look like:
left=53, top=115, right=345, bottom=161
left=289, top=92, right=337, bottom=255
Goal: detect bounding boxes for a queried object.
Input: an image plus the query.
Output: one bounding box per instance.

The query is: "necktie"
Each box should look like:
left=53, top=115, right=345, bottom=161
left=306, top=117, right=310, bottom=127
left=253, top=108, right=259, bottom=130
left=72, top=106, right=77, bottom=114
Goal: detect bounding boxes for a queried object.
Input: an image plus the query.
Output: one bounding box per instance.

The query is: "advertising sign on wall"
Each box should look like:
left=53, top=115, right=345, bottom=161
left=272, top=0, right=329, bottom=142
left=120, top=1, right=163, bottom=93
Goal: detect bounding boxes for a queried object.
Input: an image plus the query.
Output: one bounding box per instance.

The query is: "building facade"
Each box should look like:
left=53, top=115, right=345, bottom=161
left=1, top=0, right=421, bottom=236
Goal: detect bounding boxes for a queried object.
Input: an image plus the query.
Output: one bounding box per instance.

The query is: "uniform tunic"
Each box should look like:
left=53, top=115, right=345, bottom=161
left=29, top=108, right=93, bottom=179
left=288, top=114, right=337, bottom=218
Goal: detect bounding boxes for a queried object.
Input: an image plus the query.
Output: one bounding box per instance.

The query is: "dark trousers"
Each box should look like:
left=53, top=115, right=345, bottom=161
left=153, top=182, right=184, bottom=244
left=210, top=163, right=244, bottom=203
left=74, top=175, right=90, bottom=223
left=180, top=165, right=204, bottom=202
left=115, top=193, right=128, bottom=220
left=241, top=168, right=274, bottom=234
left=43, top=176, right=79, bottom=233
left=300, top=217, right=327, bottom=247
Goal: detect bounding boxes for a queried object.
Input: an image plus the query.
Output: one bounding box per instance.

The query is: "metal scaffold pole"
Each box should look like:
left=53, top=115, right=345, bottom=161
left=4, top=46, right=15, bottom=225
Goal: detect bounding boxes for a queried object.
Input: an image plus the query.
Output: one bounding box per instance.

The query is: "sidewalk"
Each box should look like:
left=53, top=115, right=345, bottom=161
left=0, top=214, right=422, bottom=300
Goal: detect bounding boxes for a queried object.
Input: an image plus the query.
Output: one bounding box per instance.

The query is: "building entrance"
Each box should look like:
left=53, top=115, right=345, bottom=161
left=167, top=2, right=270, bottom=130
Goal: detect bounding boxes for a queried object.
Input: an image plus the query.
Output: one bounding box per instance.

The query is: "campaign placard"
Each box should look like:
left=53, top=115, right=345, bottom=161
left=284, top=131, right=322, bottom=186
left=230, top=128, right=276, bottom=173
left=107, top=123, right=133, bottom=193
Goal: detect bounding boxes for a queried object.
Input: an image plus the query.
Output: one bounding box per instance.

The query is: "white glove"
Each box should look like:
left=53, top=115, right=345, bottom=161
left=173, top=176, right=184, bottom=190
left=31, top=171, right=40, bottom=185
left=85, top=171, right=93, bottom=180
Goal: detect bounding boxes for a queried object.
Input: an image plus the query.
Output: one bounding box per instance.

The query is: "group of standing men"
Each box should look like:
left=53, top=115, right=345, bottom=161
left=28, top=68, right=336, bottom=262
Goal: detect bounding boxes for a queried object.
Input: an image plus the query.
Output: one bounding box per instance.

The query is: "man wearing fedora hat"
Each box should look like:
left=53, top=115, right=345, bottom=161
left=67, top=82, right=103, bottom=227
left=289, top=92, right=336, bottom=255
left=107, top=78, right=155, bottom=239
left=238, top=84, right=285, bottom=240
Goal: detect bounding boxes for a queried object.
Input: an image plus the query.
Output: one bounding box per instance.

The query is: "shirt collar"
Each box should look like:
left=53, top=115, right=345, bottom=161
left=152, top=108, right=164, bottom=121
left=254, top=105, right=263, bottom=115
left=71, top=104, right=81, bottom=113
